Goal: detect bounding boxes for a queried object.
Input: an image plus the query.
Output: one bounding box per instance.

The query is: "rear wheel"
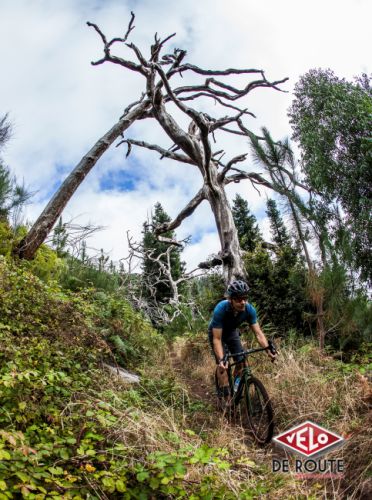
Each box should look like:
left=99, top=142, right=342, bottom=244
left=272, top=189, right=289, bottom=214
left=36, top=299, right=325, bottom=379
left=240, top=377, right=274, bottom=444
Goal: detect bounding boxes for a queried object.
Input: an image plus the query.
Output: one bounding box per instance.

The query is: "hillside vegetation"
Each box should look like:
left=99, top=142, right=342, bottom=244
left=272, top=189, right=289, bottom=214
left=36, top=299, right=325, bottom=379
left=0, top=235, right=371, bottom=499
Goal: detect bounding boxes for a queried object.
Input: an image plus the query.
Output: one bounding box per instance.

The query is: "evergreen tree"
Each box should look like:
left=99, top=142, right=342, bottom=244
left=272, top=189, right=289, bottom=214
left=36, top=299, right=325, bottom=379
left=266, top=199, right=291, bottom=249
left=142, top=202, right=184, bottom=305
left=52, top=217, right=68, bottom=257
left=244, top=245, right=309, bottom=337
left=0, top=115, right=11, bottom=151
left=232, top=194, right=262, bottom=252
left=0, top=115, right=30, bottom=225
left=239, top=198, right=309, bottom=336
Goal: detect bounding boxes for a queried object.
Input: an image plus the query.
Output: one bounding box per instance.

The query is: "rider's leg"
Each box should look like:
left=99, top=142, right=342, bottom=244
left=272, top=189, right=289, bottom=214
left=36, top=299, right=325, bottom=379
left=217, top=365, right=229, bottom=387
left=226, top=331, right=245, bottom=378
left=208, top=331, right=229, bottom=397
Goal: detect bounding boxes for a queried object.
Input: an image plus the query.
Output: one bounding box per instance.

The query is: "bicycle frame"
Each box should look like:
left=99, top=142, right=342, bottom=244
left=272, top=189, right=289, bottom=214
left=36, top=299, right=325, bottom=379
left=216, top=343, right=276, bottom=444
left=223, top=346, right=269, bottom=405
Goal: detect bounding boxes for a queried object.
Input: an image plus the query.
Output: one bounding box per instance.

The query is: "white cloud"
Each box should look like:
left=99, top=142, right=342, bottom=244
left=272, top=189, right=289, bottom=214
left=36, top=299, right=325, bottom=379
left=182, top=232, right=220, bottom=271
left=1, top=0, right=370, bottom=269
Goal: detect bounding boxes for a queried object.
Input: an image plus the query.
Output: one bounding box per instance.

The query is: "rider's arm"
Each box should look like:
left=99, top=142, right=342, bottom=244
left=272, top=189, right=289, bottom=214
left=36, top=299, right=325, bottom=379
left=250, top=323, right=276, bottom=359
left=212, top=328, right=226, bottom=366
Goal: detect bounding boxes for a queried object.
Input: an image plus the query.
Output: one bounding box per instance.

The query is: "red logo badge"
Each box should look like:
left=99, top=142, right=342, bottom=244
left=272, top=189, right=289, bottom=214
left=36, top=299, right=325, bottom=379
left=273, top=421, right=344, bottom=457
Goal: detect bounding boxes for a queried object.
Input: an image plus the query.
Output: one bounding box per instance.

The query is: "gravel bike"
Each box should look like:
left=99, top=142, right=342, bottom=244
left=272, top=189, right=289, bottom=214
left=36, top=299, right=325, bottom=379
left=214, top=341, right=276, bottom=444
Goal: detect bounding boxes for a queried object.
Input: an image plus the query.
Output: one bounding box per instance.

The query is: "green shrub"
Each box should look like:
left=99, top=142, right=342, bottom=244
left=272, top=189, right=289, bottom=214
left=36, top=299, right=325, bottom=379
left=23, top=243, right=66, bottom=283
left=0, top=221, right=13, bottom=257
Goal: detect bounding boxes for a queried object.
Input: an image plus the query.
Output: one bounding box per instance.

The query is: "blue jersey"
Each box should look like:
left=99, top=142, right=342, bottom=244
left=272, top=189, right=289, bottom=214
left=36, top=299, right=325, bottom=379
left=208, top=300, right=257, bottom=337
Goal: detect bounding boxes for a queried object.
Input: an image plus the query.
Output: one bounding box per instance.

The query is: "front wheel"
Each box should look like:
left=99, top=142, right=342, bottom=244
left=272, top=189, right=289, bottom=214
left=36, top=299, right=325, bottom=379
left=243, top=377, right=274, bottom=444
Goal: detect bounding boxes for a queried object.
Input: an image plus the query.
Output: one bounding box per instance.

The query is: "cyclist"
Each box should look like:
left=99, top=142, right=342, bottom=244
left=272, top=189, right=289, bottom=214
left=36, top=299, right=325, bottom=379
left=208, top=279, right=276, bottom=401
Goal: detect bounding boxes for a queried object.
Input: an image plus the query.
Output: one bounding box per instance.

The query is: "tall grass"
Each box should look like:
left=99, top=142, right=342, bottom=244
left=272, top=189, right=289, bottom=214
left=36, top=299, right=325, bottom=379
left=174, top=333, right=371, bottom=499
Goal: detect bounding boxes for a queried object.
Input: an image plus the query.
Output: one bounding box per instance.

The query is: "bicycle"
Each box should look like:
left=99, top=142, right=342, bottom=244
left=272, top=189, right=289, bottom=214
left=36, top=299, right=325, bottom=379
left=214, top=340, right=276, bottom=444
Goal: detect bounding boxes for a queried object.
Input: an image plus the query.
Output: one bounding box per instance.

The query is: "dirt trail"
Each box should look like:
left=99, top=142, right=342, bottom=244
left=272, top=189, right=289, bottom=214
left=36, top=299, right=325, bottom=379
left=169, top=349, right=215, bottom=405
left=169, top=344, right=290, bottom=458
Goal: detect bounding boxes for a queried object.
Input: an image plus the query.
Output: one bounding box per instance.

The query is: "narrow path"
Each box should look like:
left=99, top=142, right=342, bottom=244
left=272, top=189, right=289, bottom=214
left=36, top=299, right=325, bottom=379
left=169, top=349, right=215, bottom=405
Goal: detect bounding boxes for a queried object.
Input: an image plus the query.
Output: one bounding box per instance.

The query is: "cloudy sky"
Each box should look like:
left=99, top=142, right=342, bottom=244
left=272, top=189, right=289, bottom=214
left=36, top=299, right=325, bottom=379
left=0, top=0, right=370, bottom=270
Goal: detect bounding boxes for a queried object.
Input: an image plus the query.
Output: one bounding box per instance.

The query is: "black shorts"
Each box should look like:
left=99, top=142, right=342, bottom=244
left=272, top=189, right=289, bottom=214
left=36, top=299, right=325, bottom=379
left=208, top=329, right=244, bottom=364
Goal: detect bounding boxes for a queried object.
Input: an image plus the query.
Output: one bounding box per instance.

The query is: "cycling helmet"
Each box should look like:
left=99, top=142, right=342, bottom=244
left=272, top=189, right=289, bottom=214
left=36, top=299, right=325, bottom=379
left=227, top=280, right=249, bottom=298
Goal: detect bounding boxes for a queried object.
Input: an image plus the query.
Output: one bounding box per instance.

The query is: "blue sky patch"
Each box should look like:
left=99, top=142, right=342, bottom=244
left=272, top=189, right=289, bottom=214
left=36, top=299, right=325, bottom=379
left=99, top=169, right=138, bottom=192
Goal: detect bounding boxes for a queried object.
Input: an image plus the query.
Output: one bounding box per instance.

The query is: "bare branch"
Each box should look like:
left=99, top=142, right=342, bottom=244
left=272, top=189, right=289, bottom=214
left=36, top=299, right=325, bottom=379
left=209, top=110, right=249, bottom=133
left=87, top=12, right=135, bottom=49
left=272, top=164, right=309, bottom=192
left=117, top=138, right=195, bottom=165
left=86, top=21, right=108, bottom=45
left=218, top=154, right=248, bottom=183
left=125, top=42, right=148, bottom=67
left=154, top=63, right=211, bottom=136
left=121, top=11, right=136, bottom=43
left=120, top=92, right=146, bottom=118
left=169, top=65, right=266, bottom=78
left=207, top=75, right=289, bottom=99
left=124, top=230, right=208, bottom=322
left=150, top=81, right=204, bottom=166
left=150, top=32, right=177, bottom=62
left=164, top=49, right=188, bottom=76
left=224, top=169, right=274, bottom=190
left=154, top=186, right=207, bottom=235
left=198, top=255, right=223, bottom=269
left=87, top=17, right=148, bottom=76
left=157, top=235, right=183, bottom=248
left=16, top=98, right=151, bottom=260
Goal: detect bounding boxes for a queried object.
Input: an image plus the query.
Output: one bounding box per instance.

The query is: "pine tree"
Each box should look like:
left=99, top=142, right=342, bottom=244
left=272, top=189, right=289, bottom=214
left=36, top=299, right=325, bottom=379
left=0, top=116, right=30, bottom=225
left=142, top=202, right=184, bottom=305
left=266, top=199, right=291, bottom=249
left=232, top=194, right=262, bottom=252
left=52, top=217, right=68, bottom=257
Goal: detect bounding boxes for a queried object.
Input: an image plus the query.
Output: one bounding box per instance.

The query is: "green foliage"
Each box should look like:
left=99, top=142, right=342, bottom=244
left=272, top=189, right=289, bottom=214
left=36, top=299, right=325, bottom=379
left=24, top=244, right=66, bottom=283
left=243, top=245, right=310, bottom=337
left=59, top=254, right=121, bottom=293
left=0, top=260, right=251, bottom=499
left=1, top=225, right=367, bottom=497
left=0, top=114, right=11, bottom=150
left=88, top=289, right=165, bottom=367
left=161, top=301, right=197, bottom=337
left=250, top=128, right=316, bottom=269
left=51, top=217, right=68, bottom=258
left=232, top=194, right=262, bottom=252
left=319, top=263, right=372, bottom=351
left=266, top=199, right=291, bottom=249
left=0, top=257, right=211, bottom=498
left=0, top=256, right=65, bottom=337
left=0, top=221, right=13, bottom=257
left=142, top=202, right=185, bottom=307
left=0, top=155, right=31, bottom=226
left=289, top=69, right=372, bottom=282
left=0, top=223, right=65, bottom=283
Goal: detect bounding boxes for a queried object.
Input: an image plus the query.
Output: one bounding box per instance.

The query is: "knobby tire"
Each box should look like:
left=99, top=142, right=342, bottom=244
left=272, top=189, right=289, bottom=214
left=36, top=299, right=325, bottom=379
left=243, top=376, right=274, bottom=444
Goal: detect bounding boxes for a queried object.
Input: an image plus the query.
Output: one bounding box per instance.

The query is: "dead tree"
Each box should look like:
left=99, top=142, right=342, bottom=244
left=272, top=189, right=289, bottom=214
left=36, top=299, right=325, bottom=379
left=123, top=231, right=206, bottom=325
left=90, top=15, right=287, bottom=282
left=16, top=12, right=288, bottom=284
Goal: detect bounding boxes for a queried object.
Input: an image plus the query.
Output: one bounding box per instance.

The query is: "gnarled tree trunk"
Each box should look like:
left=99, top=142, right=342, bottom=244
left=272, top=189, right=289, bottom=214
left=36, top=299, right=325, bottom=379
left=203, top=163, right=246, bottom=282
left=15, top=100, right=150, bottom=260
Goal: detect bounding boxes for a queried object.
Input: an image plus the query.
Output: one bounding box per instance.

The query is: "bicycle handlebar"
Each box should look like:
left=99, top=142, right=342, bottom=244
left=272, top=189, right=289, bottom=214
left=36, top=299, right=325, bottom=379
left=222, top=340, right=277, bottom=363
